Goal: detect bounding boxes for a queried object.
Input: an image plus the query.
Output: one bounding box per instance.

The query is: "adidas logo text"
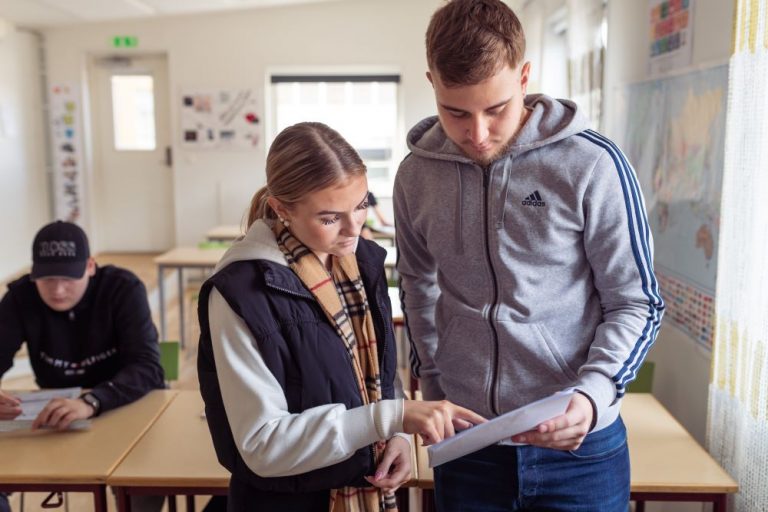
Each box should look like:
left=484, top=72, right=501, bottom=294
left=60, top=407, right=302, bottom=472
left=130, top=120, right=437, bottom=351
left=522, top=190, right=546, bottom=207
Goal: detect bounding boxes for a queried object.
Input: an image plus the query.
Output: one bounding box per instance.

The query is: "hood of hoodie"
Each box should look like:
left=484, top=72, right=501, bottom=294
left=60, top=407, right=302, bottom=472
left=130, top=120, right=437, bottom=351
left=403, top=94, right=589, bottom=255
left=406, top=94, right=589, bottom=163
left=213, top=219, right=287, bottom=275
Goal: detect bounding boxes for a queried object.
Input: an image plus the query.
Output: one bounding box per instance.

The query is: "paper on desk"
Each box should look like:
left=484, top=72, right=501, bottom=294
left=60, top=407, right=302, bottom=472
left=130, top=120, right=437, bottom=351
left=427, top=389, right=575, bottom=468
left=0, top=387, right=90, bottom=432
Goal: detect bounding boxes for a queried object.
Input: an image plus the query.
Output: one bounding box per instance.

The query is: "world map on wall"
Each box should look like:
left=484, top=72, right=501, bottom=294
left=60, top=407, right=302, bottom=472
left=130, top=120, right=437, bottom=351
left=621, top=64, right=728, bottom=348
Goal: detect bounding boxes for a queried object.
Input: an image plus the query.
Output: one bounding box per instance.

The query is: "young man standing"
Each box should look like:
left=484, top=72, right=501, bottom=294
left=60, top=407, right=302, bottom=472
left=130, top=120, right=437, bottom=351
left=0, top=221, right=165, bottom=511
left=394, top=1, right=664, bottom=510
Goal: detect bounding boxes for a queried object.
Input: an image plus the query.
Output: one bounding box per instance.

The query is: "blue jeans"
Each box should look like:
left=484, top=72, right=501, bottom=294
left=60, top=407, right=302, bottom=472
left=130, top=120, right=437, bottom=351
left=434, top=417, right=630, bottom=512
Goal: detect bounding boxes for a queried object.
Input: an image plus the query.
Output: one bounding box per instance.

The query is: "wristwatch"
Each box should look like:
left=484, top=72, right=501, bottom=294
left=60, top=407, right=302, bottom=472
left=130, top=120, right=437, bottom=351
left=80, top=392, right=101, bottom=417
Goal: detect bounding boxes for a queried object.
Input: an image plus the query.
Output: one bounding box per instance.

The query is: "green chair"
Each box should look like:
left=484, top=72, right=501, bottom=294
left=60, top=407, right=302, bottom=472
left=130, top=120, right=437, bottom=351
left=159, top=341, right=180, bottom=382
left=626, top=361, right=655, bottom=394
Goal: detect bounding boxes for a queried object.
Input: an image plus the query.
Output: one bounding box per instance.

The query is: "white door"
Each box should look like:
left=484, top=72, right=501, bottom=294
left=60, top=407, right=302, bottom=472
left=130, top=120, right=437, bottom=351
left=89, top=54, right=174, bottom=252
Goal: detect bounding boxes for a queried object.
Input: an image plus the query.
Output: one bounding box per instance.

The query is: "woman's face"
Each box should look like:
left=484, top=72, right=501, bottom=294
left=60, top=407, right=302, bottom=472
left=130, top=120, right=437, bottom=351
left=273, top=174, right=370, bottom=267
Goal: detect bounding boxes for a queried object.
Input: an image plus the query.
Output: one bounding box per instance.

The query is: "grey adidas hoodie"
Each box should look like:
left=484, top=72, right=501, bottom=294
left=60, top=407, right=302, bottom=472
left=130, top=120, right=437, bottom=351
left=394, top=94, right=664, bottom=433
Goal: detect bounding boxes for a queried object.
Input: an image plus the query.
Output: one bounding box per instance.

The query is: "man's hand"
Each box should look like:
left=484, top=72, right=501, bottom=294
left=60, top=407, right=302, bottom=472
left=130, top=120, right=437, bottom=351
left=0, top=390, right=22, bottom=420
left=32, top=397, right=94, bottom=430
left=510, top=392, right=594, bottom=450
left=364, top=436, right=412, bottom=494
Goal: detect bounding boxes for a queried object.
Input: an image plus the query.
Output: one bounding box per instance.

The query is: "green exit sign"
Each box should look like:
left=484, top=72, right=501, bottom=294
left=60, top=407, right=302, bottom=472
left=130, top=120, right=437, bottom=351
left=112, top=36, right=138, bottom=48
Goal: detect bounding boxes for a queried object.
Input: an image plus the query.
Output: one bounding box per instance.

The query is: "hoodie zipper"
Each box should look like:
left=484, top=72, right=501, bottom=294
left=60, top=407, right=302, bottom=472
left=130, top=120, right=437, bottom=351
left=483, top=167, right=501, bottom=416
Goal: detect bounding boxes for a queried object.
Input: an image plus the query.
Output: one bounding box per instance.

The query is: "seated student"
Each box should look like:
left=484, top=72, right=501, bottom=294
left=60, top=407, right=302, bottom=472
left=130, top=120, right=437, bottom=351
left=197, top=122, right=484, bottom=512
left=360, top=192, right=394, bottom=241
left=0, top=221, right=165, bottom=512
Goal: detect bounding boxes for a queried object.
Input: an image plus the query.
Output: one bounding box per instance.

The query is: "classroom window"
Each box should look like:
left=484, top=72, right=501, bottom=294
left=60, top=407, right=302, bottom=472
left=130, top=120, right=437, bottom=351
left=270, top=75, right=400, bottom=196
left=111, top=75, right=156, bottom=151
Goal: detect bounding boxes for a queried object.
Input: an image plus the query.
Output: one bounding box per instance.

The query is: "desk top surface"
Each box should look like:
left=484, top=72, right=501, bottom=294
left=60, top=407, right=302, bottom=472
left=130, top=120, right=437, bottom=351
left=623, top=393, right=737, bottom=493
left=108, top=391, right=229, bottom=488
left=384, top=247, right=396, bottom=268
left=206, top=225, right=242, bottom=241
left=110, top=391, right=422, bottom=489
left=154, top=247, right=227, bottom=266
left=0, top=390, right=176, bottom=484
left=415, top=393, right=737, bottom=494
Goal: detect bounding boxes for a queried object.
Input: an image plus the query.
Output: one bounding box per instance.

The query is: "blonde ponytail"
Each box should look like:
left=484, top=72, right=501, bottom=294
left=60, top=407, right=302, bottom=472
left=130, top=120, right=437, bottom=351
left=247, top=186, right=275, bottom=229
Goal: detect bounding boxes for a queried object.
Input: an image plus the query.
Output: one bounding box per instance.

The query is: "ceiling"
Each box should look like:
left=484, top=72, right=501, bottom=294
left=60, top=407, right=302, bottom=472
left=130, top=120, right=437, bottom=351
left=0, top=0, right=344, bottom=29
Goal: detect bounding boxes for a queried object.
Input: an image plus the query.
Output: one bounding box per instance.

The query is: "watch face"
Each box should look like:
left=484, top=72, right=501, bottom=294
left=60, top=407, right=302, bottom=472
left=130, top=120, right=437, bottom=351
left=82, top=393, right=99, bottom=411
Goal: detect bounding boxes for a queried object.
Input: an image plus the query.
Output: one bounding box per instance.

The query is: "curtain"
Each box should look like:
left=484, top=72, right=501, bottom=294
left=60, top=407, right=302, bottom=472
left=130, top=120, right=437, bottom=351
left=706, top=1, right=768, bottom=510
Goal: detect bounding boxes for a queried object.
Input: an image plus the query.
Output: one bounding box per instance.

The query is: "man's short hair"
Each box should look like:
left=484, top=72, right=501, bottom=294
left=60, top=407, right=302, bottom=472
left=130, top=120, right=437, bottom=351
left=426, top=0, right=526, bottom=87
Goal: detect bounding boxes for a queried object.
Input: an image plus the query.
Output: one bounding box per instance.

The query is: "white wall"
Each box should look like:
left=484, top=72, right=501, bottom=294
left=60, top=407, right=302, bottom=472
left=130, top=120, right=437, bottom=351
left=42, top=0, right=443, bottom=249
left=518, top=0, right=567, bottom=95
left=0, top=24, right=50, bottom=281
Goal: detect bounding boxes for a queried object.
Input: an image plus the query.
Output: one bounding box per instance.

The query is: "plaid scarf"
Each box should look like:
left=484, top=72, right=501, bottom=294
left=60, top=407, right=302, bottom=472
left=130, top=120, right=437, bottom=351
left=273, top=222, right=397, bottom=512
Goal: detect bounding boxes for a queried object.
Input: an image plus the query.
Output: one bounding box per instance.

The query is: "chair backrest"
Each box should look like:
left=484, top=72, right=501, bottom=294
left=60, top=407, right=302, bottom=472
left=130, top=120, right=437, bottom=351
left=159, top=341, right=180, bottom=381
left=626, top=361, right=655, bottom=393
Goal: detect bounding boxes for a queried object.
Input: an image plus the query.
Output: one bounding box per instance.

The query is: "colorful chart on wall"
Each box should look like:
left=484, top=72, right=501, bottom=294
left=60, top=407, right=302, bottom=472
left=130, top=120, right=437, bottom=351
left=179, top=88, right=260, bottom=149
left=622, top=64, right=728, bottom=349
left=49, top=83, right=87, bottom=223
left=648, top=0, right=694, bottom=76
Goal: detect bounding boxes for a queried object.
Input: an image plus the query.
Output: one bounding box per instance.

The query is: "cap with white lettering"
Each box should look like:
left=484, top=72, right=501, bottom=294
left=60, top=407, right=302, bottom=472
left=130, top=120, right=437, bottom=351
left=30, top=221, right=90, bottom=280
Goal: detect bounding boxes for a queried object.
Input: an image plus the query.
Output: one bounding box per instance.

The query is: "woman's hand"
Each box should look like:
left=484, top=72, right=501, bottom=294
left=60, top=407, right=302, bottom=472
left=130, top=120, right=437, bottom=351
left=364, top=436, right=412, bottom=493
left=403, top=400, right=486, bottom=445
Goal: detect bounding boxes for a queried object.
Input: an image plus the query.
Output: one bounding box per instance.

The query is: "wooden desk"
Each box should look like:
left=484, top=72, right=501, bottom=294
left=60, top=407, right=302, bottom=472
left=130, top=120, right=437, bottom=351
left=369, top=225, right=396, bottom=246
left=110, top=391, right=419, bottom=511
left=155, top=247, right=226, bottom=348
left=384, top=247, right=397, bottom=269
left=389, top=286, right=402, bottom=323
left=413, top=394, right=737, bottom=511
left=205, top=225, right=242, bottom=242
left=0, top=390, right=176, bottom=512
left=109, top=391, right=228, bottom=512
left=624, top=394, right=737, bottom=511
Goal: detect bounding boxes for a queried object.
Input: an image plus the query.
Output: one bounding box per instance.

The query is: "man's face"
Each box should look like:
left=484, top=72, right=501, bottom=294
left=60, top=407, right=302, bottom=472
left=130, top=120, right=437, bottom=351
left=429, top=62, right=530, bottom=166
left=34, top=258, right=96, bottom=312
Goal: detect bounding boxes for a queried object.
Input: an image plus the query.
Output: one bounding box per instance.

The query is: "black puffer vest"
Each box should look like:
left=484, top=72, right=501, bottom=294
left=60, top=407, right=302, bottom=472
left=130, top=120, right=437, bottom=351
left=197, top=238, right=397, bottom=496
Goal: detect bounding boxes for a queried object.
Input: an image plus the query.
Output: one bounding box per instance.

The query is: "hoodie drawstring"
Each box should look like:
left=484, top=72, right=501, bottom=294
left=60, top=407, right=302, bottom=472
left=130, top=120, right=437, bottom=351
left=455, top=162, right=465, bottom=255
left=497, top=159, right=513, bottom=229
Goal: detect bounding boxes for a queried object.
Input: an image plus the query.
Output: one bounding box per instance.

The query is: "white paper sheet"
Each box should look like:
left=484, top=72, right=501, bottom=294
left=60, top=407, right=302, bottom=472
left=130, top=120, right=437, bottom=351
left=0, top=387, right=90, bottom=432
left=427, top=389, right=575, bottom=467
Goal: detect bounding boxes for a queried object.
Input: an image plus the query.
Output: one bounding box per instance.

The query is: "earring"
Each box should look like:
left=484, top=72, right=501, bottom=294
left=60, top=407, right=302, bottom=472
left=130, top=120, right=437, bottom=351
left=278, top=216, right=290, bottom=228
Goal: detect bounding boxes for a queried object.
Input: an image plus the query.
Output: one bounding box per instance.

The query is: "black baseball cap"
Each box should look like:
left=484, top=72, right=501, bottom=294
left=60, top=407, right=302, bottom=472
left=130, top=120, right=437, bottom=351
left=30, top=221, right=90, bottom=280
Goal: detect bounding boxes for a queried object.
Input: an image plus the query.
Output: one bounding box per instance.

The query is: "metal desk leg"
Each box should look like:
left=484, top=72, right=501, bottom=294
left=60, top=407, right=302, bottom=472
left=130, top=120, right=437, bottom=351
left=714, top=494, right=727, bottom=512
left=94, top=485, right=109, bottom=512
left=178, top=267, right=185, bottom=349
left=158, top=265, right=166, bottom=342
left=115, top=487, right=132, bottom=512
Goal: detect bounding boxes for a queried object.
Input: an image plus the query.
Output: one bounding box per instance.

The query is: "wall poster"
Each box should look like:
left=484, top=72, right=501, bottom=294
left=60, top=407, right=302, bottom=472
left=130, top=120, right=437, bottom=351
left=49, top=83, right=87, bottom=223
left=649, top=0, right=694, bottom=76
left=180, top=88, right=260, bottom=150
